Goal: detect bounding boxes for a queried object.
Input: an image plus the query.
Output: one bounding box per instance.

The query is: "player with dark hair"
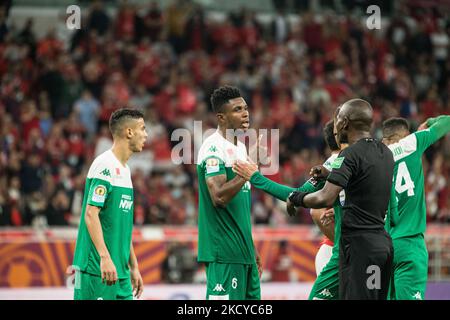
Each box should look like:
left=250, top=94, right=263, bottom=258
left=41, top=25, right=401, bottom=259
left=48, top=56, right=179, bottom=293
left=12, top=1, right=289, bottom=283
left=288, top=99, right=397, bottom=300
left=382, top=115, right=450, bottom=300
left=197, top=85, right=261, bottom=300
left=73, top=108, right=147, bottom=300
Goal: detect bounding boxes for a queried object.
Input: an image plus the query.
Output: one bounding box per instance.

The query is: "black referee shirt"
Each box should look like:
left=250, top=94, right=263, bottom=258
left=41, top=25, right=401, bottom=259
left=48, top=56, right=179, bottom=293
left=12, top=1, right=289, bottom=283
left=327, top=138, right=395, bottom=232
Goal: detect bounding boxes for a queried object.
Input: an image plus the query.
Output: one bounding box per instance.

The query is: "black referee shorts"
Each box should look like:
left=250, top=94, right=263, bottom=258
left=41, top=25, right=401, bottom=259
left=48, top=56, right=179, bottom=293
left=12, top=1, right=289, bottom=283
left=339, top=230, right=393, bottom=300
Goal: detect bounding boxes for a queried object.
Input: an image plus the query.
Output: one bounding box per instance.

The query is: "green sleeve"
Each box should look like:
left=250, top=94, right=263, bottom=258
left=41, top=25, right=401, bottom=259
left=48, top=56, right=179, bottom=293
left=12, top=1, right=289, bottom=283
left=249, top=172, right=323, bottom=202
left=427, top=115, right=450, bottom=140
left=417, top=115, right=450, bottom=152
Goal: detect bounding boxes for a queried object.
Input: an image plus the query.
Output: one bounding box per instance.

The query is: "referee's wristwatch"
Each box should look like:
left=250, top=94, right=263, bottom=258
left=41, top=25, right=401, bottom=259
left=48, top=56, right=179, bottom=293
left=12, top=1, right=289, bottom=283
left=288, top=191, right=309, bottom=208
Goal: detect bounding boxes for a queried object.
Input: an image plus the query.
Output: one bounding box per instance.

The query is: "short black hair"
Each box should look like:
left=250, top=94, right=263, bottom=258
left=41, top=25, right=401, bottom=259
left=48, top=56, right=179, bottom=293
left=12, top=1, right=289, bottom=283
left=323, top=120, right=339, bottom=151
left=382, top=117, right=410, bottom=136
left=109, top=108, right=144, bottom=136
left=210, top=85, right=242, bottom=113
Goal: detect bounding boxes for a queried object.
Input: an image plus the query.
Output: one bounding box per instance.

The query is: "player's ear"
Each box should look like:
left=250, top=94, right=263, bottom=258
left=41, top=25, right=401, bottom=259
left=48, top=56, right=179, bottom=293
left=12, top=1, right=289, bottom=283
left=216, top=112, right=225, bottom=123
left=126, top=127, right=133, bottom=139
left=342, top=117, right=349, bottom=130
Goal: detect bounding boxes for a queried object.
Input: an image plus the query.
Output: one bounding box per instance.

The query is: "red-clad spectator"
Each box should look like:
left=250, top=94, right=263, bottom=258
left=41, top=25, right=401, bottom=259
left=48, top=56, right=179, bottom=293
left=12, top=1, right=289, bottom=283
left=211, top=19, right=240, bottom=50
left=239, top=11, right=260, bottom=50
left=143, top=1, right=164, bottom=42
left=134, top=50, right=160, bottom=90
left=115, top=3, right=136, bottom=41
left=176, top=76, right=197, bottom=115
left=302, top=12, right=323, bottom=51
left=45, top=123, right=69, bottom=168
left=36, top=29, right=63, bottom=60
left=421, top=86, right=442, bottom=119
left=20, top=100, right=41, bottom=143
left=186, top=8, right=207, bottom=51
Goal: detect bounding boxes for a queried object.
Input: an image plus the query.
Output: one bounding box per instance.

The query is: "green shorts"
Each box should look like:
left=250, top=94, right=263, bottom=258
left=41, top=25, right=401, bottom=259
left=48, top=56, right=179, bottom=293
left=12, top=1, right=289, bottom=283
left=205, top=262, right=260, bottom=300
left=308, top=253, right=339, bottom=300
left=74, top=271, right=133, bottom=300
left=388, top=235, right=428, bottom=300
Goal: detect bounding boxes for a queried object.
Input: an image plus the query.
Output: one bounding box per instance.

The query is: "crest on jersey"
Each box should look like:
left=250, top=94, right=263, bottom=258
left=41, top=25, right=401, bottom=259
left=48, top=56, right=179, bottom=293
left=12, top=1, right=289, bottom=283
left=206, top=158, right=220, bottom=174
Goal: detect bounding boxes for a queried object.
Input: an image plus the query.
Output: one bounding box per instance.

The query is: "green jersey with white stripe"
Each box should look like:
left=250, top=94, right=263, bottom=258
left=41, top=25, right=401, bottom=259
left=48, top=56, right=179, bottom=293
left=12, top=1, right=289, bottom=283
left=197, top=130, right=255, bottom=264
left=386, top=116, right=450, bottom=239
left=73, top=150, right=134, bottom=279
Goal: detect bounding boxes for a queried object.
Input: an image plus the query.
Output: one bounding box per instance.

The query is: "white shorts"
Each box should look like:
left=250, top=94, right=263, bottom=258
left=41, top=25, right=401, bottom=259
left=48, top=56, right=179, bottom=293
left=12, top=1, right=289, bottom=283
left=315, top=244, right=333, bottom=276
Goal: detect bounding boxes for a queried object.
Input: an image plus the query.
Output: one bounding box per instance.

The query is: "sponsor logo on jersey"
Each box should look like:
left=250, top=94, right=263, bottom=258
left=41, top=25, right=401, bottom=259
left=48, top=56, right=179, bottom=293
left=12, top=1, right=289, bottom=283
left=119, top=194, right=133, bottom=211
left=115, top=168, right=120, bottom=175
left=392, top=146, right=403, bottom=157
left=206, top=158, right=220, bottom=174
left=91, top=185, right=107, bottom=203
left=331, top=157, right=345, bottom=169
left=319, top=289, right=333, bottom=298
left=213, top=284, right=225, bottom=292
left=100, top=168, right=111, bottom=177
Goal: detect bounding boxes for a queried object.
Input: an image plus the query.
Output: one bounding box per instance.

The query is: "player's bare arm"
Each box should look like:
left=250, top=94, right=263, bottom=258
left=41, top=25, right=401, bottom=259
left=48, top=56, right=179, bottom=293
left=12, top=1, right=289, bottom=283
left=129, top=243, right=144, bottom=299
left=206, top=173, right=247, bottom=208
left=84, top=204, right=117, bottom=286
left=311, top=208, right=335, bottom=240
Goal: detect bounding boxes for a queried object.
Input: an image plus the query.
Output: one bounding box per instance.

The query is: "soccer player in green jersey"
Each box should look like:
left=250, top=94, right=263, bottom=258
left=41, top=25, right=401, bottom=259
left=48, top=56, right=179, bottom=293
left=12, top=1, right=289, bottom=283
left=382, top=115, right=450, bottom=300
left=233, top=120, right=347, bottom=300
left=72, top=108, right=148, bottom=300
left=197, top=86, right=262, bottom=300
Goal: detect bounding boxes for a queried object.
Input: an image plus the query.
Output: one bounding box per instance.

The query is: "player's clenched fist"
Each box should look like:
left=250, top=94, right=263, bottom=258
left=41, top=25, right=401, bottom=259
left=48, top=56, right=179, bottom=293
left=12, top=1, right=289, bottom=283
left=101, top=256, right=118, bottom=286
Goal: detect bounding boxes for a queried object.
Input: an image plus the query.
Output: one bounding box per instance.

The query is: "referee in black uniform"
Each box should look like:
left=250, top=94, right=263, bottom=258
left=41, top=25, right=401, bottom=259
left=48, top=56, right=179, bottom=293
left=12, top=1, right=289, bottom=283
left=288, top=99, right=395, bottom=300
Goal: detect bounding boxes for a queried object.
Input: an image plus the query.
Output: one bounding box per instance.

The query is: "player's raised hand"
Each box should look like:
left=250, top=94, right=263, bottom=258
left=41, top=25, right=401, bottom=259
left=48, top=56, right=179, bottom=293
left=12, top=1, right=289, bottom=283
left=320, top=208, right=335, bottom=226
left=310, top=165, right=330, bottom=181
left=101, top=256, right=118, bottom=286
left=130, top=267, right=144, bottom=299
left=232, top=159, right=258, bottom=181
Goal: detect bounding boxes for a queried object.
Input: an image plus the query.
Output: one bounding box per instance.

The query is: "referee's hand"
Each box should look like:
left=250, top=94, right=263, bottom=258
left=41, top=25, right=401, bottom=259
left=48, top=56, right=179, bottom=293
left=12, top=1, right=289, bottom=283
left=286, top=198, right=298, bottom=216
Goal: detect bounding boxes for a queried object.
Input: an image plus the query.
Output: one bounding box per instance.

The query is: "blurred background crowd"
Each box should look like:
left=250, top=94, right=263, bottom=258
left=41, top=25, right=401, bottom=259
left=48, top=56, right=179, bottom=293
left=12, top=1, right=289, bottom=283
left=0, top=0, right=449, bottom=228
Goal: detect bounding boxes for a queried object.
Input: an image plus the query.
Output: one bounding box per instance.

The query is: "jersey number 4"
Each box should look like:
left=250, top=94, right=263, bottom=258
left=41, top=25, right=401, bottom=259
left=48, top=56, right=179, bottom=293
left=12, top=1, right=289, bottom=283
left=395, top=161, right=415, bottom=197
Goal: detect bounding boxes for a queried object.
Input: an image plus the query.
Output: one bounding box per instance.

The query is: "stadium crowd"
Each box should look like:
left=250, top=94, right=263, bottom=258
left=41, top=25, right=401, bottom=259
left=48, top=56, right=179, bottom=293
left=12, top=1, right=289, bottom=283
left=0, top=0, right=449, bottom=228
